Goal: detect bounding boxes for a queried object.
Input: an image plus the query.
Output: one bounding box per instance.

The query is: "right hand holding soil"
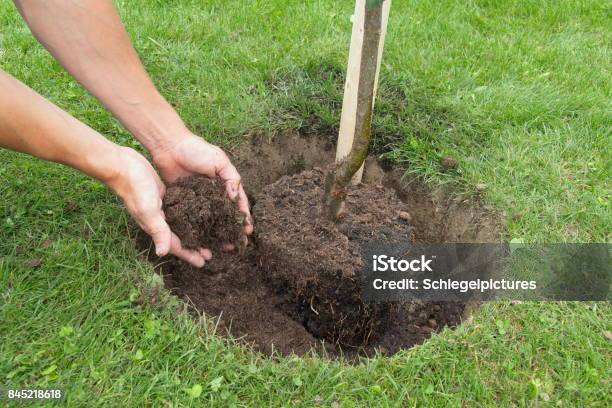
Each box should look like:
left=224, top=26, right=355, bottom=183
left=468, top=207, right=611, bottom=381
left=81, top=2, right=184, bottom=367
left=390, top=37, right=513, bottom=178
left=106, top=147, right=212, bottom=267
left=151, top=133, right=253, bottom=244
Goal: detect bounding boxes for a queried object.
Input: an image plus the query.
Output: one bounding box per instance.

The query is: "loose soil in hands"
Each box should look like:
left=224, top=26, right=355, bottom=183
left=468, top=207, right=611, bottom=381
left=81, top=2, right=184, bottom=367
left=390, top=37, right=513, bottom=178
left=163, top=176, right=245, bottom=250
left=140, top=132, right=501, bottom=358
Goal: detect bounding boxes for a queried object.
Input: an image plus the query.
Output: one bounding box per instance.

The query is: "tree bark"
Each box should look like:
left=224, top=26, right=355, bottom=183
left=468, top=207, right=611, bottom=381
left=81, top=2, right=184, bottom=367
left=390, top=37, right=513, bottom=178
left=324, top=0, right=384, bottom=220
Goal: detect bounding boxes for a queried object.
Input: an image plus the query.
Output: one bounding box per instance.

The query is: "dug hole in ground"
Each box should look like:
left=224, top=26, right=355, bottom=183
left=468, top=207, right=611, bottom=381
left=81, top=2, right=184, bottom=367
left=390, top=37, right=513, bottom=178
left=137, top=132, right=502, bottom=358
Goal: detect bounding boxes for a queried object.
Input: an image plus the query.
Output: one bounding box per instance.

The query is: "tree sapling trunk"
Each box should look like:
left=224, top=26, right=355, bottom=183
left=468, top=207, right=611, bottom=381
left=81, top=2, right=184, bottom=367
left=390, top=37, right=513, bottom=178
left=324, top=0, right=385, bottom=220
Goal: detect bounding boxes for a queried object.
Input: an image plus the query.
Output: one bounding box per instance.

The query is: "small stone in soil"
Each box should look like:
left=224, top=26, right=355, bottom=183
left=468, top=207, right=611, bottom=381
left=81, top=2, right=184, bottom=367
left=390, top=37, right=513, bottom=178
left=398, top=211, right=412, bottom=222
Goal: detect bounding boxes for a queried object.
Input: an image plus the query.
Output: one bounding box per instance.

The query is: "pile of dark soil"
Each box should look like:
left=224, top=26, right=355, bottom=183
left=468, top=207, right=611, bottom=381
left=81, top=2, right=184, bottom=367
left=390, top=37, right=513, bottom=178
left=142, top=133, right=501, bottom=358
left=162, top=245, right=465, bottom=357
left=163, top=176, right=244, bottom=250
left=254, top=168, right=411, bottom=346
left=153, top=170, right=465, bottom=357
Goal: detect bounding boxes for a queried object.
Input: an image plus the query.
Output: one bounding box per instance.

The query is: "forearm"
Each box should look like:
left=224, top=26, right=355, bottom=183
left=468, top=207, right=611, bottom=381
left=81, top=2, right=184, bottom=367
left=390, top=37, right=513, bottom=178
left=13, top=0, right=188, bottom=155
left=0, top=69, right=121, bottom=183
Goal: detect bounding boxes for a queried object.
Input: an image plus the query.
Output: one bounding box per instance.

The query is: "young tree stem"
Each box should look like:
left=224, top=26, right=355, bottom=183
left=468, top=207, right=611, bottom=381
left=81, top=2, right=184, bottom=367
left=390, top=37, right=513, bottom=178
left=324, top=1, right=383, bottom=220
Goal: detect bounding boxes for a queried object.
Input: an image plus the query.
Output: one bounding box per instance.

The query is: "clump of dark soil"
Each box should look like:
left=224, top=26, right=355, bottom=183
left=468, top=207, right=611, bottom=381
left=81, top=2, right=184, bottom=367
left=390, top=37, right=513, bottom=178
left=254, top=168, right=411, bottom=346
left=163, top=176, right=245, bottom=250
left=138, top=133, right=502, bottom=358
left=161, top=243, right=465, bottom=357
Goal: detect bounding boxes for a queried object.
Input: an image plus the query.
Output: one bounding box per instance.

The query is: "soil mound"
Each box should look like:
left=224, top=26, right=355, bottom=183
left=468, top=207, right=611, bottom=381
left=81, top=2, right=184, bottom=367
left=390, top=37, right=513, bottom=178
left=163, top=176, right=244, bottom=249
left=254, top=168, right=411, bottom=346
left=152, top=168, right=466, bottom=357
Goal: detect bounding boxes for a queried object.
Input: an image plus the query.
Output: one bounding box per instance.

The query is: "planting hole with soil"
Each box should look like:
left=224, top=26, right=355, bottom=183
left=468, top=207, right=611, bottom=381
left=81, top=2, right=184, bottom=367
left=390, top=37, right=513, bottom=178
left=138, top=132, right=501, bottom=358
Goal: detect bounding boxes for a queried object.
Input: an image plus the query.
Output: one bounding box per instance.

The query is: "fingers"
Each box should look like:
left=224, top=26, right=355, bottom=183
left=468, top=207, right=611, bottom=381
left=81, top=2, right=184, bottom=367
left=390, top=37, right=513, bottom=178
left=220, top=162, right=253, bottom=236
left=116, top=147, right=208, bottom=268
left=141, top=208, right=208, bottom=268
left=145, top=212, right=172, bottom=257
left=169, top=232, right=207, bottom=268
left=236, top=184, right=253, bottom=235
left=219, top=162, right=241, bottom=200
left=199, top=248, right=212, bottom=261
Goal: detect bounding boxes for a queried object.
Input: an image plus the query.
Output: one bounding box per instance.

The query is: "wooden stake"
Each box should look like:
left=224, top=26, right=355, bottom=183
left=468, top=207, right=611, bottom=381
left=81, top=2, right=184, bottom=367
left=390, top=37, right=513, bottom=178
left=324, top=1, right=385, bottom=220
left=335, top=0, right=391, bottom=184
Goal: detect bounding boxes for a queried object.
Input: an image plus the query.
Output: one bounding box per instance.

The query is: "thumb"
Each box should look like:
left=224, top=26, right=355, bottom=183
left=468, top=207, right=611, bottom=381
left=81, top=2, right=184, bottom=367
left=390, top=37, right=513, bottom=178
left=146, top=213, right=172, bottom=257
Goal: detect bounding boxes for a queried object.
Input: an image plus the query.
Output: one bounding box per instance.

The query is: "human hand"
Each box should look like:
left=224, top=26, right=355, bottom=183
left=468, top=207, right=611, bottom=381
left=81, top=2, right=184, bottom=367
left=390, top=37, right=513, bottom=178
left=107, top=147, right=211, bottom=267
left=151, top=133, right=253, bottom=240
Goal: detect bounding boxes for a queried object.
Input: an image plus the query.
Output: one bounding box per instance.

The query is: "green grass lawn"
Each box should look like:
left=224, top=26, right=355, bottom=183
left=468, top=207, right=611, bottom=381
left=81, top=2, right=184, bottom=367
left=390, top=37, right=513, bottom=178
left=1, top=0, right=610, bottom=406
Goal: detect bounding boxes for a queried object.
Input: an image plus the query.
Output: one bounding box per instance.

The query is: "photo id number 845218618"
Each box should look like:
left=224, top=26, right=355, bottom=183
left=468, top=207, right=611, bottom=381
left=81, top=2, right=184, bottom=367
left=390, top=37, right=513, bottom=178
left=1, top=388, right=64, bottom=401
